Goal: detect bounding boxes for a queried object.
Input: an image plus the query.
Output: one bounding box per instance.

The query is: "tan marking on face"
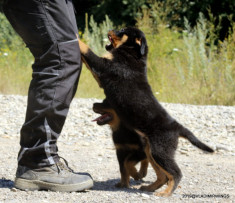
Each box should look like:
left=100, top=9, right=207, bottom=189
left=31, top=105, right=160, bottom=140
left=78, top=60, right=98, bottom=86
left=108, top=31, right=128, bottom=48
left=135, top=38, right=141, bottom=46
left=115, top=34, right=128, bottom=48
left=99, top=108, right=120, bottom=131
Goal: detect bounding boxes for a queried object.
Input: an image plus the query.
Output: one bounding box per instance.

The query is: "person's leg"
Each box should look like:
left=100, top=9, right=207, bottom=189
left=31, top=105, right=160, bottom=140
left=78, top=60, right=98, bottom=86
left=3, top=0, right=93, bottom=191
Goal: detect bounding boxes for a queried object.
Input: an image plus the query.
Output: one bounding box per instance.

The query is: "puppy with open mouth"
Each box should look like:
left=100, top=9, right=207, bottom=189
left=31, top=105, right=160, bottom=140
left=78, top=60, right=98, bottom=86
left=93, top=98, right=148, bottom=188
left=78, top=27, right=214, bottom=196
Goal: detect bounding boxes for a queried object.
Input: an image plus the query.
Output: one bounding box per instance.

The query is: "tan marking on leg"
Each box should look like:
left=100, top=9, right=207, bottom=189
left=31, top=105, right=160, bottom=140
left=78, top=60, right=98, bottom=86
left=76, top=35, right=102, bottom=87
left=116, top=156, right=130, bottom=188
left=116, top=172, right=130, bottom=188
left=78, top=38, right=89, bottom=54
left=140, top=167, right=167, bottom=192
left=81, top=55, right=102, bottom=87
left=134, top=129, right=146, bottom=138
left=102, top=52, right=113, bottom=60
left=141, top=137, right=175, bottom=196
left=126, top=161, right=140, bottom=180
left=156, top=178, right=175, bottom=197
left=138, top=158, right=148, bottom=178
left=115, top=144, right=139, bottom=150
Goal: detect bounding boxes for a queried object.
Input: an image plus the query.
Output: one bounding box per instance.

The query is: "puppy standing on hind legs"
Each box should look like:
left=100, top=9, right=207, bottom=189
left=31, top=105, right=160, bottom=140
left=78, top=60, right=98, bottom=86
left=78, top=27, right=214, bottom=196
left=93, top=99, right=149, bottom=188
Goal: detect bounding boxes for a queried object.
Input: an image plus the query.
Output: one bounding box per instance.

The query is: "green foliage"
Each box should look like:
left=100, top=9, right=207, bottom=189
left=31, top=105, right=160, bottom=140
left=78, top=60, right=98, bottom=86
left=74, top=0, right=234, bottom=41
left=74, top=0, right=152, bottom=30
left=157, top=0, right=235, bottom=40
left=0, top=5, right=235, bottom=105
left=137, top=7, right=235, bottom=105
left=0, top=13, right=17, bottom=49
left=83, top=14, right=114, bottom=55
left=0, top=13, right=32, bottom=95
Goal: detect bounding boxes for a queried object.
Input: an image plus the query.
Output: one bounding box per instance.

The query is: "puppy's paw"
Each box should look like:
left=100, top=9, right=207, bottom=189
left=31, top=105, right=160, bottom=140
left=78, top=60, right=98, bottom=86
left=140, top=185, right=155, bottom=192
left=115, top=182, right=129, bottom=188
left=132, top=173, right=142, bottom=181
left=137, top=170, right=147, bottom=179
left=155, top=191, right=171, bottom=197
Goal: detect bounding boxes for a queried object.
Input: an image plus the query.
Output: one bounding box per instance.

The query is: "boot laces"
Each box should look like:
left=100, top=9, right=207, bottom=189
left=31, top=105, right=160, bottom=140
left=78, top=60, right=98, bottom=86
left=56, top=156, right=74, bottom=173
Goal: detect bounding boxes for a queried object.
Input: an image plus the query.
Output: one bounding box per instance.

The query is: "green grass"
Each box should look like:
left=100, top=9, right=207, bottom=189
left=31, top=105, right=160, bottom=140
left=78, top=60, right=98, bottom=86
left=137, top=11, right=235, bottom=105
left=0, top=47, right=105, bottom=98
left=76, top=66, right=105, bottom=99
left=0, top=13, right=234, bottom=105
left=0, top=46, right=32, bottom=95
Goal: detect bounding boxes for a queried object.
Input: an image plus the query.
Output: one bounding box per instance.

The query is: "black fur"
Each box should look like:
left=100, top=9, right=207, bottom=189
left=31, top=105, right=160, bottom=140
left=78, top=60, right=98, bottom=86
left=79, top=27, right=214, bottom=196
left=93, top=99, right=148, bottom=188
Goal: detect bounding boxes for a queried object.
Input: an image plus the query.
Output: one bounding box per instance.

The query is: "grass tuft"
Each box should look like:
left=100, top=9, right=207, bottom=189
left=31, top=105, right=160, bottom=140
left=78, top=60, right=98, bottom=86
left=0, top=11, right=235, bottom=105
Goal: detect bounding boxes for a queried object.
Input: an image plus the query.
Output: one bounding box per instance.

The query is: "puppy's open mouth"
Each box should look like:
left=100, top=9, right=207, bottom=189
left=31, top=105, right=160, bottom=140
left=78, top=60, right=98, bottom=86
left=92, top=112, right=113, bottom=125
left=108, top=35, right=113, bottom=44
left=106, top=34, right=114, bottom=51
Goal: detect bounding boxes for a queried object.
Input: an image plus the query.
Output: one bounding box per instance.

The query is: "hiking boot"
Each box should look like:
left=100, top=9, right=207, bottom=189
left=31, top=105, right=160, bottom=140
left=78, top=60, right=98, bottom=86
left=14, top=158, right=93, bottom=192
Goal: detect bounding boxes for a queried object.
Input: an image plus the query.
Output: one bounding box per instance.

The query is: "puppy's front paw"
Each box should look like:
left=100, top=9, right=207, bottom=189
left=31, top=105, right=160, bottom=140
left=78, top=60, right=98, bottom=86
left=140, top=185, right=155, bottom=192
left=115, top=182, right=129, bottom=188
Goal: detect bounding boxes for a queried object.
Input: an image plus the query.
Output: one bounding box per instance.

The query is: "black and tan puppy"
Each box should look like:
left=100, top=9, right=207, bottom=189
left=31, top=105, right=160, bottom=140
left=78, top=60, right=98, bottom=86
left=93, top=99, right=148, bottom=188
left=78, top=27, right=214, bottom=196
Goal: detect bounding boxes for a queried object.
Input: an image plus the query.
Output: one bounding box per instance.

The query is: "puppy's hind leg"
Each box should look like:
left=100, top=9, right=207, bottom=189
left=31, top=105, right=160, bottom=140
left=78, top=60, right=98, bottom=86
left=153, top=156, right=182, bottom=197
left=140, top=160, right=168, bottom=192
left=140, top=137, right=182, bottom=196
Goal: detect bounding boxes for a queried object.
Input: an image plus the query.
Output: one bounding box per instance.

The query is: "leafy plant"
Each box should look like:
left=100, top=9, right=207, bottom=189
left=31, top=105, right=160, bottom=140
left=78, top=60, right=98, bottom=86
left=137, top=6, right=235, bottom=105
left=83, top=14, right=114, bottom=55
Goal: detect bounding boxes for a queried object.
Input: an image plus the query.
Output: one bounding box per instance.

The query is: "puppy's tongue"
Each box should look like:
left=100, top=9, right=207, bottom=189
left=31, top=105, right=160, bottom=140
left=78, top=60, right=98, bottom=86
left=108, top=35, right=113, bottom=42
left=92, top=113, right=113, bottom=125
left=92, top=114, right=110, bottom=122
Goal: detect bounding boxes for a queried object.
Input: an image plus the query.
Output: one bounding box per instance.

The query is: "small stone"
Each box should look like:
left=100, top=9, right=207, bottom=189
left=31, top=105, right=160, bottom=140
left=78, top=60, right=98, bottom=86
left=179, top=150, right=188, bottom=155
left=216, top=145, right=229, bottom=151
left=141, top=193, right=150, bottom=198
left=11, top=188, right=17, bottom=192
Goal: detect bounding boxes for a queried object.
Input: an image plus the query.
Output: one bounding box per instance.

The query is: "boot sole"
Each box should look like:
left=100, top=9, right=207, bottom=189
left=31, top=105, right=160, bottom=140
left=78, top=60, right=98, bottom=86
left=14, top=177, right=93, bottom=192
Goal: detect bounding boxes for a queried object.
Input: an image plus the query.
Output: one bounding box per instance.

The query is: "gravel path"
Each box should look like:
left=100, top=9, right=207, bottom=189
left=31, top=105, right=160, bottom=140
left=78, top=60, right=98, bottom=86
left=0, top=94, right=234, bottom=203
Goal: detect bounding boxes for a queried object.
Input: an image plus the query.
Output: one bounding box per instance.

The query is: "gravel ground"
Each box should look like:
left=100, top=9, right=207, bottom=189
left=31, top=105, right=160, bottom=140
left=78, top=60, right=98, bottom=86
left=0, top=94, right=234, bottom=203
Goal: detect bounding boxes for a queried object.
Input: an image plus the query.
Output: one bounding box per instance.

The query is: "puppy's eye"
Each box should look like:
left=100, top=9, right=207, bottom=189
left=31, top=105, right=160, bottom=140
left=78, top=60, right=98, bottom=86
left=120, top=29, right=125, bottom=32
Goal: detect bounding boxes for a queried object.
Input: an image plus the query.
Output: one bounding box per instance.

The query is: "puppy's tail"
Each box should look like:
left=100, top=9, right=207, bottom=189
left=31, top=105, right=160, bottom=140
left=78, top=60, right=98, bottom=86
left=180, top=126, right=214, bottom=153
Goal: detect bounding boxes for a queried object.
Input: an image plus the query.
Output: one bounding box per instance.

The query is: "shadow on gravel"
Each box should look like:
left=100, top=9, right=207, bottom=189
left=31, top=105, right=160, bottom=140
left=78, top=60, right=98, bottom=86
left=0, top=178, right=14, bottom=189
left=93, top=178, right=151, bottom=194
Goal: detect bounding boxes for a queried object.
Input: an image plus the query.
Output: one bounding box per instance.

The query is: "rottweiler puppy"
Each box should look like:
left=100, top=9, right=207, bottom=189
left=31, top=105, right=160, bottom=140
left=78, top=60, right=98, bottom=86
left=92, top=99, right=148, bottom=188
left=78, top=27, right=214, bottom=196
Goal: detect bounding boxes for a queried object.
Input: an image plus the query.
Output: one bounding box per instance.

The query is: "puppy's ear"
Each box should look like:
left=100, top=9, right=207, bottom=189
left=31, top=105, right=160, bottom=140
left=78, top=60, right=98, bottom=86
left=136, top=37, right=147, bottom=55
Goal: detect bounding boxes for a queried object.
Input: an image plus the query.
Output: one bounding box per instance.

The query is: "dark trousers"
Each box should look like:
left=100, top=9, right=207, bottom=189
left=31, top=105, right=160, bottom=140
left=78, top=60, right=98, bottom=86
left=3, top=0, right=82, bottom=168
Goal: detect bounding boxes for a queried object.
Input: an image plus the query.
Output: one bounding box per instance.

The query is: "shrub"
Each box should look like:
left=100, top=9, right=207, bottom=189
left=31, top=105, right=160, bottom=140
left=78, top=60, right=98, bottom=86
left=137, top=7, right=235, bottom=105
